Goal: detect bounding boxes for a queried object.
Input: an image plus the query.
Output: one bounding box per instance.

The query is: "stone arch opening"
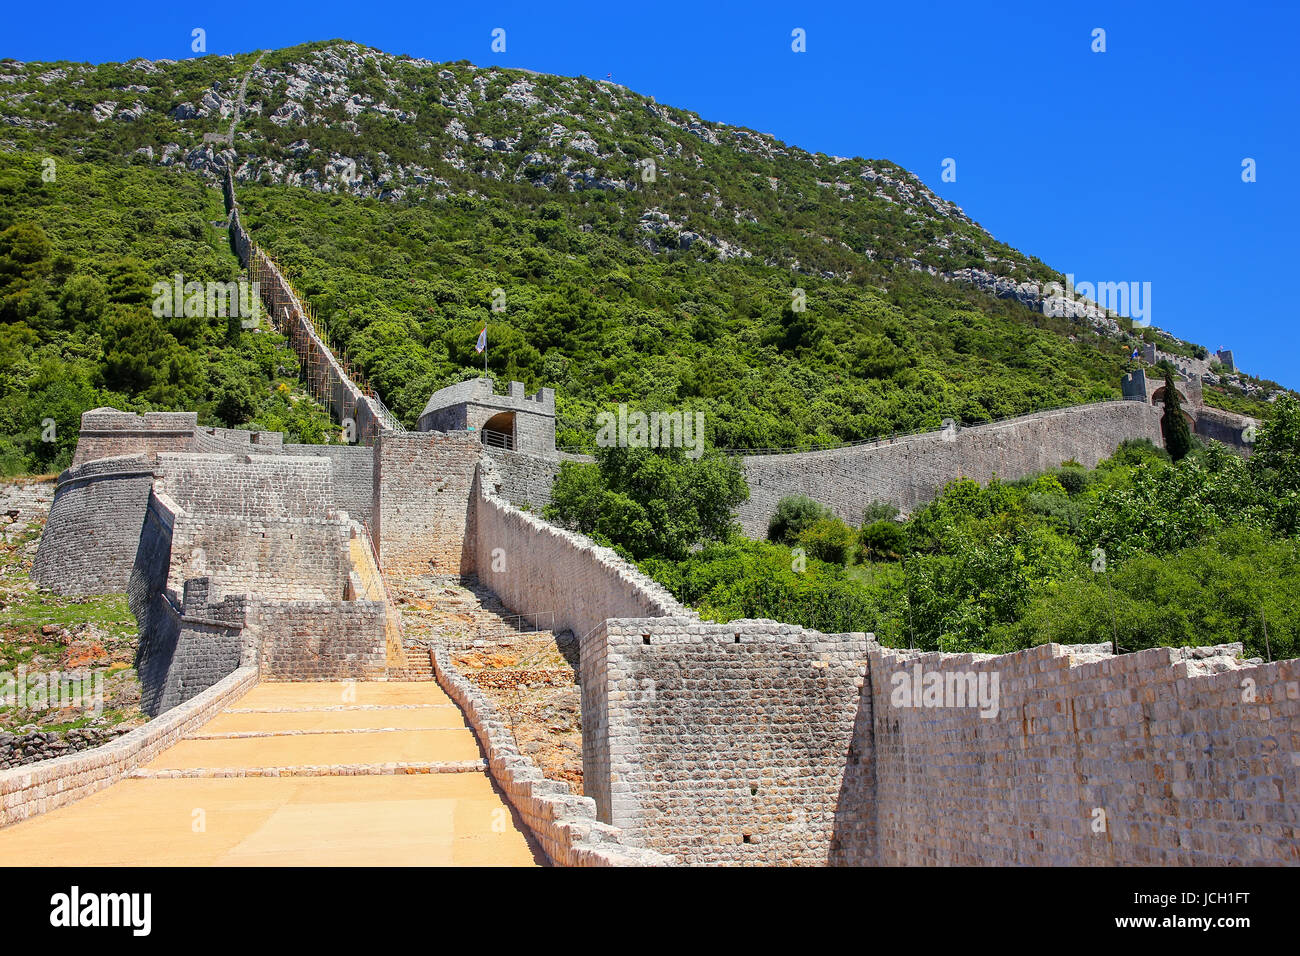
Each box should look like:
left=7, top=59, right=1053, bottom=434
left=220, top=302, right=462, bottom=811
left=1150, top=386, right=1196, bottom=428
left=1150, top=385, right=1191, bottom=408
left=481, top=411, right=516, bottom=450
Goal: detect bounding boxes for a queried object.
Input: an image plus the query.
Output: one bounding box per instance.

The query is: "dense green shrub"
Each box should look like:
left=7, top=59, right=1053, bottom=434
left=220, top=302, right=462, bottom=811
left=859, top=519, right=906, bottom=561
left=767, top=494, right=830, bottom=545
left=1053, top=464, right=1091, bottom=496
left=545, top=445, right=748, bottom=561
left=861, top=500, right=900, bottom=524
left=797, top=516, right=856, bottom=564
left=642, top=539, right=885, bottom=635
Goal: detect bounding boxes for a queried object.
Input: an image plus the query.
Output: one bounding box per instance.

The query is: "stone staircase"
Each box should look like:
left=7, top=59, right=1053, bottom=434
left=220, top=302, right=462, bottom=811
left=392, top=576, right=563, bottom=651
left=387, top=574, right=583, bottom=791
left=387, top=642, right=433, bottom=681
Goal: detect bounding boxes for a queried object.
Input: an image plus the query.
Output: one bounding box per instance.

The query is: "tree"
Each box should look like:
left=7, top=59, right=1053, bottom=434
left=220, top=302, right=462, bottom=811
left=1247, top=394, right=1300, bottom=534
left=545, top=445, right=748, bottom=561
left=767, top=494, right=829, bottom=545
left=860, top=519, right=906, bottom=561
left=798, top=516, right=856, bottom=564
left=1160, top=368, right=1193, bottom=462
left=0, top=222, right=52, bottom=321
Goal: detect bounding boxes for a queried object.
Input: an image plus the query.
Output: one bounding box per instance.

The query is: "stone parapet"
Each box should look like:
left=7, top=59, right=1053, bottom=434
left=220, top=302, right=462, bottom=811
left=430, top=643, right=672, bottom=867
left=0, top=667, right=257, bottom=829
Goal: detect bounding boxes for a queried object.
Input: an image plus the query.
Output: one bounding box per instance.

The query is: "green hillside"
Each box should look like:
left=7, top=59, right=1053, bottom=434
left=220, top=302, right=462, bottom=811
left=0, top=154, right=335, bottom=474
left=232, top=177, right=1131, bottom=446
left=0, top=40, right=1284, bottom=471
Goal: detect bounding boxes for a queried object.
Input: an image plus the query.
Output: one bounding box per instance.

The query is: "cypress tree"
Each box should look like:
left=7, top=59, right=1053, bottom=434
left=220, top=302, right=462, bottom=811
left=1161, top=368, right=1193, bottom=461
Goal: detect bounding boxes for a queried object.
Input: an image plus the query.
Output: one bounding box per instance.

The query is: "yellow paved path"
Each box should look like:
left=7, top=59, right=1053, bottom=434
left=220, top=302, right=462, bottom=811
left=0, top=682, right=544, bottom=866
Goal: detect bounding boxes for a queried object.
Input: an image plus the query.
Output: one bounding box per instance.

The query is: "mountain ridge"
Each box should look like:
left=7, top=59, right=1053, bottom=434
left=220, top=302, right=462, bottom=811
left=0, top=39, right=1286, bottom=465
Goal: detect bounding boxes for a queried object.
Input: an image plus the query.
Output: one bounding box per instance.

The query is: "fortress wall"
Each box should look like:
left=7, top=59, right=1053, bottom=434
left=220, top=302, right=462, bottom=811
left=70, top=410, right=197, bottom=465
left=1195, top=405, right=1257, bottom=453
left=127, top=489, right=179, bottom=643
left=31, top=455, right=156, bottom=596
left=153, top=454, right=348, bottom=602
left=736, top=401, right=1163, bottom=535
left=167, top=513, right=349, bottom=603
left=475, top=458, right=691, bottom=641
left=136, top=580, right=248, bottom=717
left=584, top=630, right=1299, bottom=866
left=130, top=490, right=252, bottom=716
left=482, top=447, right=560, bottom=512
left=355, top=397, right=388, bottom=446
left=373, top=431, right=481, bottom=577
left=0, top=666, right=258, bottom=829
left=230, top=205, right=387, bottom=445
left=282, top=443, right=375, bottom=523
left=251, top=600, right=388, bottom=682
left=580, top=618, right=874, bottom=865
left=155, top=453, right=335, bottom=520
left=862, top=643, right=1300, bottom=866
left=191, top=426, right=284, bottom=455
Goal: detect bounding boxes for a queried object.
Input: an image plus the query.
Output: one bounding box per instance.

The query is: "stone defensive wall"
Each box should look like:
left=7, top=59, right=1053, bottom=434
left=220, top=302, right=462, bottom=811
left=30, top=453, right=156, bottom=596
left=431, top=642, right=672, bottom=866
left=191, top=424, right=285, bottom=455
left=735, top=399, right=1164, bottom=535
left=481, top=447, right=562, bottom=512
left=283, top=443, right=375, bottom=523
left=120, top=456, right=387, bottom=715
left=372, top=430, right=482, bottom=578
left=225, top=171, right=398, bottom=443
left=0, top=666, right=258, bottom=828
left=580, top=618, right=871, bottom=865
left=134, top=576, right=248, bottom=716
left=473, top=456, right=693, bottom=642
left=155, top=453, right=349, bottom=604
left=1194, top=404, right=1260, bottom=451
left=71, top=409, right=199, bottom=465
left=35, top=411, right=372, bottom=597
left=579, top=627, right=1300, bottom=865
left=248, top=599, right=387, bottom=682
left=865, top=642, right=1297, bottom=866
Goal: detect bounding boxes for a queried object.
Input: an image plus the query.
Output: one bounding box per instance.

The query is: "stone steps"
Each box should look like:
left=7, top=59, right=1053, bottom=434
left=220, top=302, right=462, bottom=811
left=397, top=583, right=561, bottom=650
left=387, top=644, right=434, bottom=681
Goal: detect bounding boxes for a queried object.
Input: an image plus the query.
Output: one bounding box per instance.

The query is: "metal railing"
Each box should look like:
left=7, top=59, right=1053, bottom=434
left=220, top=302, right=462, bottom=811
left=435, top=609, right=559, bottom=646
left=481, top=428, right=514, bottom=450
left=369, top=393, right=406, bottom=433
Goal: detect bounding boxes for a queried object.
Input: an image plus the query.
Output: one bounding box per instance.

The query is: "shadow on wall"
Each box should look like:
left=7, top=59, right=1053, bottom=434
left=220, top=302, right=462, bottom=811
left=829, top=680, right=876, bottom=866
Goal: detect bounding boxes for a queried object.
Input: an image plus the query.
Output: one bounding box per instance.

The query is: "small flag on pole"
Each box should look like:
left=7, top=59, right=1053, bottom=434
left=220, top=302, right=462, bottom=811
left=475, top=326, right=487, bottom=354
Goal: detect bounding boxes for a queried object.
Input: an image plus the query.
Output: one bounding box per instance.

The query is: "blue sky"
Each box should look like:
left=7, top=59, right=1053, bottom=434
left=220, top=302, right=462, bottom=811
left=6, top=0, right=1297, bottom=387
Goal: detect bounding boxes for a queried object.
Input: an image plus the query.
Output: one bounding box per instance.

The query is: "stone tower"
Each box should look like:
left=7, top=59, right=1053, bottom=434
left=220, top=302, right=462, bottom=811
left=417, top=378, right=557, bottom=459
